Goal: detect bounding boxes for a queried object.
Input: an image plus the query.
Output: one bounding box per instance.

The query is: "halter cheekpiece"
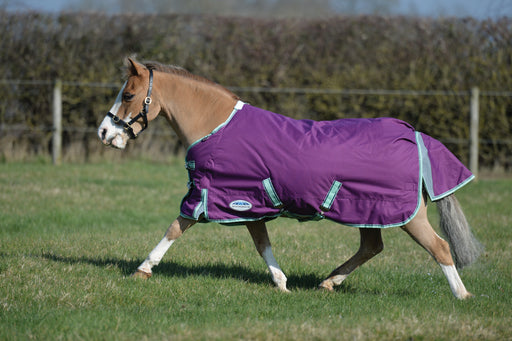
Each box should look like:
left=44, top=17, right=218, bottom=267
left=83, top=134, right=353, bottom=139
left=107, top=69, right=154, bottom=139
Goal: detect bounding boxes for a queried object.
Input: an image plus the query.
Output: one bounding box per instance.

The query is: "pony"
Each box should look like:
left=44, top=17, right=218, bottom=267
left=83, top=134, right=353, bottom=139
left=98, top=58, right=482, bottom=299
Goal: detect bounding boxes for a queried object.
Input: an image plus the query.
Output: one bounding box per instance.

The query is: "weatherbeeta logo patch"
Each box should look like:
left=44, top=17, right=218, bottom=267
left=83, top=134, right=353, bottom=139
left=229, top=200, right=252, bottom=211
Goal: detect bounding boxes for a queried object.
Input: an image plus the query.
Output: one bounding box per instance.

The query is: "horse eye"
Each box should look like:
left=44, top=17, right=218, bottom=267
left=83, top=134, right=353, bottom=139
left=123, top=93, right=135, bottom=102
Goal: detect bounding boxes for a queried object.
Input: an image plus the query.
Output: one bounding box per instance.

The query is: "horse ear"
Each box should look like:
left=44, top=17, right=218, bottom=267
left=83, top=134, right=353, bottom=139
left=125, top=57, right=145, bottom=77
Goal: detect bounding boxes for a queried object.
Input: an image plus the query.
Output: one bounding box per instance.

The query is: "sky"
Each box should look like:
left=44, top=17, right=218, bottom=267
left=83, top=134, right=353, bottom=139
left=3, top=0, right=511, bottom=19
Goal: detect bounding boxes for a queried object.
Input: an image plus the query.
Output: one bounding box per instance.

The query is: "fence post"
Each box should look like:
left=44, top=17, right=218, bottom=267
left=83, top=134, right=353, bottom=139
left=52, top=79, right=62, bottom=165
left=469, top=87, right=479, bottom=179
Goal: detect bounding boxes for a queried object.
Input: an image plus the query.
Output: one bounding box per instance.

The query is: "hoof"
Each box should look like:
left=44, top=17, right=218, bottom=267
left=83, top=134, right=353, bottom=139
left=278, top=286, right=291, bottom=293
left=318, top=280, right=334, bottom=292
left=458, top=291, right=474, bottom=300
left=131, top=269, right=152, bottom=279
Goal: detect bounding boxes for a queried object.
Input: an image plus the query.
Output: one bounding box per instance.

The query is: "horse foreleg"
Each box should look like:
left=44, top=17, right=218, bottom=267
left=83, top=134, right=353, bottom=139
left=246, top=220, right=290, bottom=292
left=132, top=216, right=196, bottom=279
left=402, top=199, right=472, bottom=299
left=319, top=228, right=383, bottom=291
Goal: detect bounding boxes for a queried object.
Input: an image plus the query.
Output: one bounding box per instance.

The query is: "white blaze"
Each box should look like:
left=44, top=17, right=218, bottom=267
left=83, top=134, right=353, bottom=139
left=109, top=81, right=127, bottom=116
left=98, top=82, right=129, bottom=149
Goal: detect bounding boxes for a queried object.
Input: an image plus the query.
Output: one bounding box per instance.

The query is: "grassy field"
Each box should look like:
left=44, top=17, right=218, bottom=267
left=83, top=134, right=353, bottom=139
left=1, top=160, right=511, bottom=340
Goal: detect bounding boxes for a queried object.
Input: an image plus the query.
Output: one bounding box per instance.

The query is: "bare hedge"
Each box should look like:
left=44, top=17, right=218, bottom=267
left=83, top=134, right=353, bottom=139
left=0, top=12, right=511, bottom=168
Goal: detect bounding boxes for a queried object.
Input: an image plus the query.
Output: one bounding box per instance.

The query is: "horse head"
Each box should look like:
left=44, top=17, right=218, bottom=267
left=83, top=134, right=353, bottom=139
left=98, top=58, right=161, bottom=149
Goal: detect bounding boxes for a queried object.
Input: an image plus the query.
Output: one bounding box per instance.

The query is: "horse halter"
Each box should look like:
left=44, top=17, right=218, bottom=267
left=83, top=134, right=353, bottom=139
left=107, top=69, right=154, bottom=139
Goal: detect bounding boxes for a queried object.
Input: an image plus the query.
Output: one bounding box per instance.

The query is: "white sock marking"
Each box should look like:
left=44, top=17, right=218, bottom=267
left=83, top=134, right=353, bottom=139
left=137, top=237, right=175, bottom=274
left=262, top=246, right=288, bottom=291
left=440, top=264, right=469, bottom=299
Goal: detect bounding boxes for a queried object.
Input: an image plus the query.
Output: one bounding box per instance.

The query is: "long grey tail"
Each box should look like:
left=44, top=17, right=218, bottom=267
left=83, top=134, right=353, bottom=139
left=436, top=194, right=483, bottom=268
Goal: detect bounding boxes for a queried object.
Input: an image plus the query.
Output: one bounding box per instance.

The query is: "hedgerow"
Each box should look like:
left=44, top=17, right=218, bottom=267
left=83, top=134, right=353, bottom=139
left=0, top=12, right=510, bottom=167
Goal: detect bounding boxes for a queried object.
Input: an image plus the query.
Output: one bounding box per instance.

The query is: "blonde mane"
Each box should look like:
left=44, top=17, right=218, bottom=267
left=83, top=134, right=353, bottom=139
left=142, top=61, right=239, bottom=100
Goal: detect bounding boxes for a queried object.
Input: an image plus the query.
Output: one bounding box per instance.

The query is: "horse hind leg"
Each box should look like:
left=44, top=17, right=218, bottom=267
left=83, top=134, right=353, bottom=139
left=402, top=198, right=472, bottom=299
left=246, top=220, right=290, bottom=292
left=319, top=228, right=383, bottom=291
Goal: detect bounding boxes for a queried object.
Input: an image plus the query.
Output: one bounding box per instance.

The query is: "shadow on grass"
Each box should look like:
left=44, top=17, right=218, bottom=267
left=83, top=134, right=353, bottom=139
left=39, top=251, right=325, bottom=290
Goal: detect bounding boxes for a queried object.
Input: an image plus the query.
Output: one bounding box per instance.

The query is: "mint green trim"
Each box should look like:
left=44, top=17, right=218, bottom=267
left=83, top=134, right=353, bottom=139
left=186, top=101, right=245, bottom=154
left=185, top=160, right=196, bottom=170
left=431, top=174, right=475, bottom=201
left=320, top=180, right=342, bottom=211
left=262, top=178, right=283, bottom=208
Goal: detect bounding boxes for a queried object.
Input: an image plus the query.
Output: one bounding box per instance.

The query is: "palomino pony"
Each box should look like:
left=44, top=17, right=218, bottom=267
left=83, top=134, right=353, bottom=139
left=98, top=58, right=482, bottom=299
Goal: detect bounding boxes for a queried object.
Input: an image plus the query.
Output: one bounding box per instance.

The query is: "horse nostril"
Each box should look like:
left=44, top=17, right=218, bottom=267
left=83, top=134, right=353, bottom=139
left=101, top=128, right=107, bottom=141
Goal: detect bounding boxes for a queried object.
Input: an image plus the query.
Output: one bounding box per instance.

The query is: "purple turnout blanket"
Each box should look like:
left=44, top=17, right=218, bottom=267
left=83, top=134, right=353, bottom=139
left=180, top=101, right=474, bottom=227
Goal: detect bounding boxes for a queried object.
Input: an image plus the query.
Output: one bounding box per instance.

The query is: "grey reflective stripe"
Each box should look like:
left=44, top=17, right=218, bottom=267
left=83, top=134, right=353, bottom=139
left=416, top=132, right=435, bottom=200
left=262, top=178, right=283, bottom=208
left=192, top=188, right=208, bottom=220
left=320, top=180, right=342, bottom=211
left=201, top=188, right=208, bottom=219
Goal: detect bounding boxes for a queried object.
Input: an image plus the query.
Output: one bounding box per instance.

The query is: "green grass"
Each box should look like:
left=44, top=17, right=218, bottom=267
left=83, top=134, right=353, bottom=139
left=1, top=161, right=511, bottom=340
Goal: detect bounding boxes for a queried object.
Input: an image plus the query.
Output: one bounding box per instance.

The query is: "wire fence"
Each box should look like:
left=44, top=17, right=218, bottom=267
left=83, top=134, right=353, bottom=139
left=1, top=79, right=511, bottom=173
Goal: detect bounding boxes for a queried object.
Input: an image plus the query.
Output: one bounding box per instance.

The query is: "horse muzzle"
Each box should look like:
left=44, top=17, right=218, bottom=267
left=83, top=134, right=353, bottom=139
left=98, top=114, right=130, bottom=149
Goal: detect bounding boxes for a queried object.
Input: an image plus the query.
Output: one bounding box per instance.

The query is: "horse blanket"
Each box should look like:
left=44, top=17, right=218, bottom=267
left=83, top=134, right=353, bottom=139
left=180, top=101, right=474, bottom=227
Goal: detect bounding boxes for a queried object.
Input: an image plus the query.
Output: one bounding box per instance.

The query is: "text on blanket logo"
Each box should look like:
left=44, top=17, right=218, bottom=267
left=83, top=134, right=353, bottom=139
left=229, top=200, right=252, bottom=211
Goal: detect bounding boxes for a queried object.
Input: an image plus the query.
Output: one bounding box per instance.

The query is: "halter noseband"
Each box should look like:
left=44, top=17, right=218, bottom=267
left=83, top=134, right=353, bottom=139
left=107, top=69, right=154, bottom=139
